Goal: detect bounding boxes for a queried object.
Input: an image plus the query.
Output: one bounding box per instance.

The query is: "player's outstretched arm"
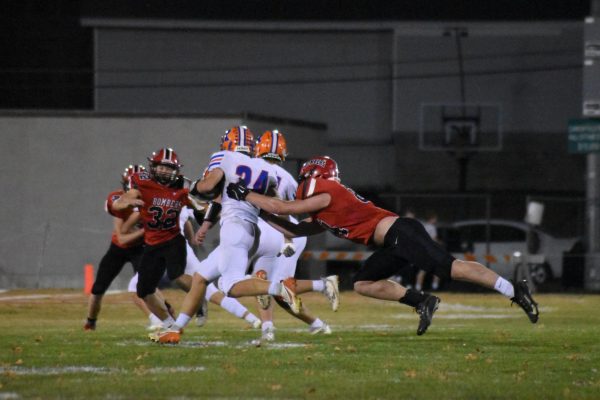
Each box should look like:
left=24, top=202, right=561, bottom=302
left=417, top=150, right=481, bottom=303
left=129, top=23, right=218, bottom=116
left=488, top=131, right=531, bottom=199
left=227, top=181, right=331, bottom=215
left=259, top=210, right=325, bottom=238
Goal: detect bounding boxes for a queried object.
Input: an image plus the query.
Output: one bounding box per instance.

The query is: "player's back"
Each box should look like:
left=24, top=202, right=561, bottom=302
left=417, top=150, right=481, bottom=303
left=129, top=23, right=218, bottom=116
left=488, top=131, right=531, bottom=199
left=207, top=150, right=277, bottom=224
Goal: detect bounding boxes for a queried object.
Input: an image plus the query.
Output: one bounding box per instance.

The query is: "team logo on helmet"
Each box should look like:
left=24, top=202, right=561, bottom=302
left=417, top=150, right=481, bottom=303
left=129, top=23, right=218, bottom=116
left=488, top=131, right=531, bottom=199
left=121, top=164, right=146, bottom=191
left=298, top=156, right=339, bottom=181
left=147, top=147, right=182, bottom=185
left=255, top=129, right=288, bottom=162
left=220, top=126, right=255, bottom=155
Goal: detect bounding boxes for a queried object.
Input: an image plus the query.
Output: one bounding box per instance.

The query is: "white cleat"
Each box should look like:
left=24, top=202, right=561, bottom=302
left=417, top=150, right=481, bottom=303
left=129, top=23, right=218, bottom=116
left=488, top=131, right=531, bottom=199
left=279, top=278, right=301, bottom=314
left=322, top=275, right=340, bottom=312
left=261, top=327, right=275, bottom=342
left=309, top=323, right=332, bottom=335
left=251, top=319, right=262, bottom=330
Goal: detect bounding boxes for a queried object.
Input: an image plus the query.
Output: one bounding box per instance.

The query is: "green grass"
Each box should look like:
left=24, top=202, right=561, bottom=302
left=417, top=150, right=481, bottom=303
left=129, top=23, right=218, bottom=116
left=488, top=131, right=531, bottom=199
left=1, top=289, right=599, bottom=399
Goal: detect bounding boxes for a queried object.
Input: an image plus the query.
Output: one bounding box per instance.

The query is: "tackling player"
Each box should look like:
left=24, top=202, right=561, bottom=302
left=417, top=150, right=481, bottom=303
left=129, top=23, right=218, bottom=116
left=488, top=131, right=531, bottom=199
left=226, top=155, right=540, bottom=335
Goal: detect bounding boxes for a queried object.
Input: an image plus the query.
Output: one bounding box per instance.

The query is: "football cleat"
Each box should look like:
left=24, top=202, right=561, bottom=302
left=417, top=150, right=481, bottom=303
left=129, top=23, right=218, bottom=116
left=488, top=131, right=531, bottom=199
left=196, top=298, right=208, bottom=327
left=279, top=278, right=301, bottom=314
left=416, top=295, right=441, bottom=336
left=150, top=328, right=182, bottom=344
left=83, top=320, right=96, bottom=331
left=322, top=275, right=340, bottom=312
left=511, top=280, right=539, bottom=323
left=309, top=323, right=332, bottom=335
left=251, top=319, right=262, bottom=330
left=254, top=270, right=271, bottom=310
left=261, top=327, right=276, bottom=342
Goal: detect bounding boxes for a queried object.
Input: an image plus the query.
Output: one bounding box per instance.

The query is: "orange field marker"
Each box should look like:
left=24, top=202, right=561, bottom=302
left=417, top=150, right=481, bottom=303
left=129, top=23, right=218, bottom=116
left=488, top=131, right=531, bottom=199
left=84, top=264, right=94, bottom=295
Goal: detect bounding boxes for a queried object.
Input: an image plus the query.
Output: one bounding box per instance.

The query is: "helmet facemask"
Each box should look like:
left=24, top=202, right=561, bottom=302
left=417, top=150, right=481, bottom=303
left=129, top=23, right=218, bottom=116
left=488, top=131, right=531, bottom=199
left=151, top=163, right=179, bottom=186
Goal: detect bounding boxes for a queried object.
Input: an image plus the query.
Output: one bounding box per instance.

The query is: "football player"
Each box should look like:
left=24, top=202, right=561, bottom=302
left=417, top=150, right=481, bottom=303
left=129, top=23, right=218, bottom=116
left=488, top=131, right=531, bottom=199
left=113, top=148, right=192, bottom=328
left=155, top=127, right=338, bottom=344
left=85, top=165, right=172, bottom=331
left=251, top=130, right=336, bottom=342
left=227, top=156, right=540, bottom=335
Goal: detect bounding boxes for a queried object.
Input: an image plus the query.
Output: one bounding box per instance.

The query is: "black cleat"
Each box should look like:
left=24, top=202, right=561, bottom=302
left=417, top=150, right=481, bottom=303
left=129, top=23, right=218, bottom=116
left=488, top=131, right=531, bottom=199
left=511, top=280, right=539, bottom=323
left=416, top=295, right=441, bottom=336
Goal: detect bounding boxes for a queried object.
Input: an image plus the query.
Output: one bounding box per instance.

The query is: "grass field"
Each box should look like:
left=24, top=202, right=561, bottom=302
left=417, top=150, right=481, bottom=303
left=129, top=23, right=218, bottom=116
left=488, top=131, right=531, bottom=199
left=0, top=289, right=599, bottom=399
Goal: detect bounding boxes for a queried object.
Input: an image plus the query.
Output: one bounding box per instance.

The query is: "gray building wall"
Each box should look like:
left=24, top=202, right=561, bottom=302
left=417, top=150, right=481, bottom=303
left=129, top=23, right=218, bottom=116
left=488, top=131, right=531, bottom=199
left=0, top=112, right=327, bottom=288
left=85, top=20, right=585, bottom=192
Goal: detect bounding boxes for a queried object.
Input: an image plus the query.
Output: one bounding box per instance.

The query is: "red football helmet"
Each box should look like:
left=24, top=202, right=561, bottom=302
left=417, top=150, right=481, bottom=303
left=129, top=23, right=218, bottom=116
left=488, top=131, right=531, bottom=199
left=220, top=126, right=255, bottom=155
left=121, top=164, right=146, bottom=191
left=298, top=156, right=340, bottom=181
left=147, top=147, right=182, bottom=185
left=255, top=129, right=288, bottom=162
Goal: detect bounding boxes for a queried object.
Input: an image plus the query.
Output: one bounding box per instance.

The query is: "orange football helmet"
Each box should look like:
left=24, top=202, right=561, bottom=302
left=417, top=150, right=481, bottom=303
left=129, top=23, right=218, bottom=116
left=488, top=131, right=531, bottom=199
left=220, top=126, right=255, bottom=155
left=255, top=129, right=288, bottom=162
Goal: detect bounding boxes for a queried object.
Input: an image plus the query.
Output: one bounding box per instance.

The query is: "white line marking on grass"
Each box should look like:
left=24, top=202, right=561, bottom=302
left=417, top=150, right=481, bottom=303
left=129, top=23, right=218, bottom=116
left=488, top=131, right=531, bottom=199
left=0, top=393, right=20, bottom=400
left=0, top=366, right=205, bottom=376
left=0, top=294, right=81, bottom=301
left=117, top=340, right=227, bottom=348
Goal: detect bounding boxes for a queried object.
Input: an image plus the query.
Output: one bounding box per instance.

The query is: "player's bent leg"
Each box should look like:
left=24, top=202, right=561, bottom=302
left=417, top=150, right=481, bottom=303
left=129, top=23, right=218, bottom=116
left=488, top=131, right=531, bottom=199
left=450, top=259, right=499, bottom=288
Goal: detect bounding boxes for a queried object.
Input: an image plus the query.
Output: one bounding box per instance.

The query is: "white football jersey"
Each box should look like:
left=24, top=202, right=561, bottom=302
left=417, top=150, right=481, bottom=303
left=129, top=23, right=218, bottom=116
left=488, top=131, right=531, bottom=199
left=206, top=150, right=277, bottom=224
left=272, top=163, right=297, bottom=201
left=179, top=206, right=194, bottom=235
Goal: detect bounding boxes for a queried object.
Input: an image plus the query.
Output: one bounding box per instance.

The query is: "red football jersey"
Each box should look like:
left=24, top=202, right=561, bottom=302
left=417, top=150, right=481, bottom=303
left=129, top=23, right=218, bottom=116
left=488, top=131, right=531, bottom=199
left=296, top=178, right=397, bottom=245
left=130, top=171, right=190, bottom=246
left=105, top=190, right=141, bottom=248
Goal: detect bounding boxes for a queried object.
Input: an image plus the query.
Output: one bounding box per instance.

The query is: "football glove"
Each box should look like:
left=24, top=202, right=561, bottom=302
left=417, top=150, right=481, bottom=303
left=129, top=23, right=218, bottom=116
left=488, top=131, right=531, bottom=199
left=227, top=181, right=250, bottom=201
left=277, top=242, right=296, bottom=258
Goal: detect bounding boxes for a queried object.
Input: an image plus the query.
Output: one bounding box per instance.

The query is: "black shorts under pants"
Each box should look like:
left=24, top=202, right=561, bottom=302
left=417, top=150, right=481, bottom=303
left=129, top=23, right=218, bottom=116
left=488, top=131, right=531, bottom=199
left=136, top=234, right=187, bottom=298
left=91, top=243, right=143, bottom=295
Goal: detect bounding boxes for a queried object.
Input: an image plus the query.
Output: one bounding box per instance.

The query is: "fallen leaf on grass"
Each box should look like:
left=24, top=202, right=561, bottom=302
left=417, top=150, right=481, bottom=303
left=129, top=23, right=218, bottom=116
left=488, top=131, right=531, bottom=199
left=14, top=359, right=23, bottom=365
left=465, top=353, right=478, bottom=361
left=271, top=384, right=282, bottom=391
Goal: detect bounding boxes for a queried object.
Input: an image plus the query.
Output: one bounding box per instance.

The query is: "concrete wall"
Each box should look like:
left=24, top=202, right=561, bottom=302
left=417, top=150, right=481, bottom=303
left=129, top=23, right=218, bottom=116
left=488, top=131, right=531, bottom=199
left=0, top=112, right=327, bottom=288
left=86, top=20, right=585, bottom=191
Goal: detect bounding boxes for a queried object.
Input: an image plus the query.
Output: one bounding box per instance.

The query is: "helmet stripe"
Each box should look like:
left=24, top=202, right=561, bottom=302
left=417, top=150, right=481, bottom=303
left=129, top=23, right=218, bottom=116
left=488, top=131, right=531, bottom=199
left=239, top=127, right=245, bottom=147
left=164, top=148, right=171, bottom=161
left=271, top=131, right=278, bottom=154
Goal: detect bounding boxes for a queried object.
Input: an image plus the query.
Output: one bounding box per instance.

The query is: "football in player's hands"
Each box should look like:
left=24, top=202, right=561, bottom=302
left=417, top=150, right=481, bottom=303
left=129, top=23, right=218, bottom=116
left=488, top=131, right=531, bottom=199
left=226, top=181, right=250, bottom=201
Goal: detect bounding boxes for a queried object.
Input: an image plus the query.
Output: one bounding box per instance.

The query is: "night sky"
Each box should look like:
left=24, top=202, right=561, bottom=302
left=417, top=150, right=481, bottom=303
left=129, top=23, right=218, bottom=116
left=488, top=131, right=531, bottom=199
left=0, top=0, right=592, bottom=110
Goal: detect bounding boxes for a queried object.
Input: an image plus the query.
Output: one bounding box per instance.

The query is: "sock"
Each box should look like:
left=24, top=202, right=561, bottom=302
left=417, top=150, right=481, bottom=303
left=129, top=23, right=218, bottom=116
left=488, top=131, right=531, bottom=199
left=262, top=321, right=274, bottom=332
left=414, top=283, right=422, bottom=291
left=220, top=297, right=247, bottom=319
left=312, top=280, right=325, bottom=292
left=86, top=318, right=97, bottom=326
left=244, top=313, right=260, bottom=325
left=174, top=313, right=191, bottom=329
left=494, top=277, right=515, bottom=298
left=161, top=315, right=175, bottom=329
left=399, top=289, right=428, bottom=308
left=149, top=314, right=162, bottom=326
left=310, top=318, right=324, bottom=329
left=268, top=281, right=281, bottom=296
left=431, top=281, right=439, bottom=290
